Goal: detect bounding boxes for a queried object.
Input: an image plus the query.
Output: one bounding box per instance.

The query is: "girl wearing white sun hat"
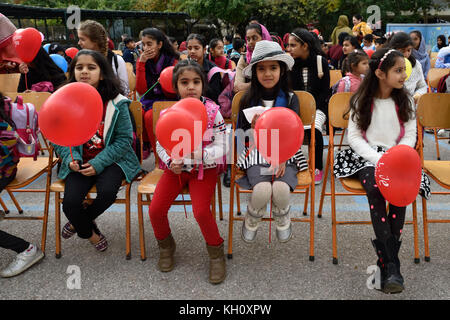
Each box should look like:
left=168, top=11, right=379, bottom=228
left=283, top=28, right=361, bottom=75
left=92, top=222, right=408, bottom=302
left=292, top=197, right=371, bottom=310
left=236, top=40, right=308, bottom=244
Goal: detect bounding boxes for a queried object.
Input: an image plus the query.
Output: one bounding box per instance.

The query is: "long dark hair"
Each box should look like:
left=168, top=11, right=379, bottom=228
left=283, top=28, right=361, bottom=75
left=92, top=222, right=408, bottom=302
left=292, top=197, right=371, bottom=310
left=342, top=49, right=368, bottom=75
left=387, top=32, right=416, bottom=67
left=0, top=92, right=16, bottom=129
left=67, top=49, right=122, bottom=103
left=290, top=27, right=325, bottom=57
left=239, top=60, right=292, bottom=111
left=436, top=34, right=447, bottom=50
left=141, top=28, right=179, bottom=59
left=172, top=59, right=207, bottom=97
left=349, top=48, right=414, bottom=132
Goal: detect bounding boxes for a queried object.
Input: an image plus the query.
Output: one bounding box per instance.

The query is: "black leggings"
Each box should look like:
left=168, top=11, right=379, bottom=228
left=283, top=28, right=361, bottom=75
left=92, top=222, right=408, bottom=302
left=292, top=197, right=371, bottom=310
left=304, top=128, right=324, bottom=171
left=0, top=173, right=30, bottom=253
left=62, top=163, right=124, bottom=239
left=357, top=167, right=406, bottom=242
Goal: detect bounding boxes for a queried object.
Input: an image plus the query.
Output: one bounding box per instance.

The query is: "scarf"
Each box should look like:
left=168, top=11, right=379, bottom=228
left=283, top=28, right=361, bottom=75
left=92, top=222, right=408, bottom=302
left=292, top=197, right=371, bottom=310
left=144, top=53, right=175, bottom=98
left=246, top=23, right=272, bottom=64
left=412, top=37, right=431, bottom=79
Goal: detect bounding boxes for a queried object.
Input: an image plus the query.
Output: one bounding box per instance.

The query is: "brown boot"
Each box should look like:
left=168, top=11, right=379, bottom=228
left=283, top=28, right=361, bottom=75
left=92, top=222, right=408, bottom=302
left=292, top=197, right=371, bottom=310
left=157, top=234, right=176, bottom=272
left=206, top=242, right=226, bottom=284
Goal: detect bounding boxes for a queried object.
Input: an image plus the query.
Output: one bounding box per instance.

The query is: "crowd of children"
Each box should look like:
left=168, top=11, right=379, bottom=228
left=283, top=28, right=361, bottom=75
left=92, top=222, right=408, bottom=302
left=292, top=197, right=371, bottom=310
left=0, top=11, right=449, bottom=292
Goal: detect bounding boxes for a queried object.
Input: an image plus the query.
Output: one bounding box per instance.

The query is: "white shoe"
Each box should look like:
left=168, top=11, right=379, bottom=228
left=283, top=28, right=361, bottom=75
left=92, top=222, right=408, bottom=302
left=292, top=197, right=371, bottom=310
left=437, top=129, right=448, bottom=137
left=0, top=244, right=44, bottom=278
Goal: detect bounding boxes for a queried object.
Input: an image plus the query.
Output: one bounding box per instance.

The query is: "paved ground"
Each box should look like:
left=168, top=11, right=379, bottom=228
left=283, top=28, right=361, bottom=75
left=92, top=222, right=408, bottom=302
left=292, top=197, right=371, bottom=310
left=0, top=132, right=449, bottom=301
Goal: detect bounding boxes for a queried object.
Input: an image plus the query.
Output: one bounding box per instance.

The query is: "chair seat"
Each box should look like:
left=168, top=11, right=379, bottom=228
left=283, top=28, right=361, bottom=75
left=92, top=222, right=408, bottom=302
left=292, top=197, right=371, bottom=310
left=424, top=160, right=450, bottom=187
left=138, top=169, right=189, bottom=194
left=50, top=178, right=128, bottom=193
left=234, top=168, right=312, bottom=189
left=8, top=157, right=56, bottom=188
left=340, top=176, right=364, bottom=191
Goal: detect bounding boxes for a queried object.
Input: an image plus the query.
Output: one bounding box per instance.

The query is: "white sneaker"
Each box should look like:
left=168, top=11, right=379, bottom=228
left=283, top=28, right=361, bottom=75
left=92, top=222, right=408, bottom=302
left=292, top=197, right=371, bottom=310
left=0, top=244, right=44, bottom=278
left=437, top=129, right=448, bottom=137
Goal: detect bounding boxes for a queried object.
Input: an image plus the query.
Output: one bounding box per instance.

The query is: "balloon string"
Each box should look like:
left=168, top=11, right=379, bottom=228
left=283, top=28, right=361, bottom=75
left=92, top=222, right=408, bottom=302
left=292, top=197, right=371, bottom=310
left=178, top=174, right=188, bottom=219
left=269, top=173, right=274, bottom=244
left=69, top=146, right=75, bottom=163
left=25, top=73, right=28, bottom=91
left=139, top=79, right=160, bottom=102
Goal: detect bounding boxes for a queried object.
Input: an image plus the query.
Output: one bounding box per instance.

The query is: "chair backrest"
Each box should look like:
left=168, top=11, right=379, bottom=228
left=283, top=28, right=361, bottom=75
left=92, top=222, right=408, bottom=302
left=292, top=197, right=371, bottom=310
left=427, top=68, right=450, bottom=89
left=125, top=62, right=136, bottom=92
left=328, top=92, right=353, bottom=129
left=295, top=91, right=316, bottom=126
left=230, top=90, right=245, bottom=129
left=129, top=100, right=144, bottom=162
left=430, top=57, right=437, bottom=68
left=430, top=52, right=438, bottom=59
left=417, top=93, right=450, bottom=129
left=152, top=101, right=178, bottom=163
left=4, top=92, right=51, bottom=112
left=330, top=70, right=343, bottom=88
left=112, top=50, right=123, bottom=56
left=0, top=73, right=21, bottom=93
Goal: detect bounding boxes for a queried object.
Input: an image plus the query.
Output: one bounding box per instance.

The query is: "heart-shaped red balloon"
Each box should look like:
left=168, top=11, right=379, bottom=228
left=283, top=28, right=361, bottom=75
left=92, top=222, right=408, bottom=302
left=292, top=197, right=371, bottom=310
left=254, top=107, right=304, bottom=166
left=375, top=145, right=422, bottom=207
left=155, top=98, right=207, bottom=159
left=39, top=82, right=103, bottom=147
left=13, top=28, right=42, bottom=63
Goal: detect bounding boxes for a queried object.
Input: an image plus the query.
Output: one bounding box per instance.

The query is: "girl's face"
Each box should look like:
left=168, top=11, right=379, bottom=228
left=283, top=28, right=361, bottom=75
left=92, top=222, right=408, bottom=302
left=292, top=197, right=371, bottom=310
left=352, top=17, right=361, bottom=26
left=74, top=54, right=102, bottom=88
left=256, top=60, right=281, bottom=90
left=397, top=45, right=412, bottom=59
left=77, top=31, right=99, bottom=51
left=410, top=33, right=421, bottom=49
left=176, top=69, right=203, bottom=100
left=187, top=39, right=206, bottom=64
left=246, top=28, right=262, bottom=52
left=142, top=36, right=163, bottom=55
left=353, top=58, right=369, bottom=76
left=211, top=41, right=224, bottom=57
left=287, top=36, right=309, bottom=60
left=379, top=57, right=407, bottom=90
left=342, top=40, right=355, bottom=55
left=437, top=38, right=443, bottom=46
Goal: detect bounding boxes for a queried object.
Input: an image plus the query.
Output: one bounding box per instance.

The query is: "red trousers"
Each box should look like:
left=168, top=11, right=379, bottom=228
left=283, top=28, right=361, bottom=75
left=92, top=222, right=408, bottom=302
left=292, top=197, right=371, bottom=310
left=143, top=109, right=156, bottom=153
left=148, top=168, right=223, bottom=246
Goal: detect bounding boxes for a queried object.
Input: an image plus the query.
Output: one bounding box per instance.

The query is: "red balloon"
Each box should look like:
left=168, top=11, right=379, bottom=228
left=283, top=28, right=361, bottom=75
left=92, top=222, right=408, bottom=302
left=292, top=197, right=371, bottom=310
left=39, top=82, right=103, bottom=147
left=155, top=98, right=207, bottom=160
left=159, top=66, right=176, bottom=95
left=365, top=49, right=375, bottom=58
left=65, top=47, right=79, bottom=59
left=375, top=145, right=422, bottom=207
left=12, top=28, right=42, bottom=63
left=254, top=107, right=304, bottom=166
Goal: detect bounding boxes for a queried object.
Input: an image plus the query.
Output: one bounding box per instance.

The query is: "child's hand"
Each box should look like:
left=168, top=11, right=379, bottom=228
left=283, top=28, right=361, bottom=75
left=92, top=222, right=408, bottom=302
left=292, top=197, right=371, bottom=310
left=69, top=161, right=81, bottom=172
left=275, top=162, right=286, bottom=178
left=18, top=63, right=29, bottom=74
left=79, top=163, right=97, bottom=176
left=169, top=161, right=183, bottom=175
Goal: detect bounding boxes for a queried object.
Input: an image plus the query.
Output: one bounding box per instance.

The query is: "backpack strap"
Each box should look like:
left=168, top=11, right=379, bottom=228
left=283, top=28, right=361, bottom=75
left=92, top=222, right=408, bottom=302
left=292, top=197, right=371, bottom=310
left=343, top=76, right=351, bottom=92
left=317, top=55, right=324, bottom=79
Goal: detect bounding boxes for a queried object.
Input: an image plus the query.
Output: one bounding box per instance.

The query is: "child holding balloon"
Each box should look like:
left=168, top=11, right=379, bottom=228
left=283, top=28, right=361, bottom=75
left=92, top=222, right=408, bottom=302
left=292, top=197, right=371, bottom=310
left=135, top=28, right=180, bottom=154
left=333, top=48, right=430, bottom=294
left=17, top=47, right=66, bottom=93
left=236, top=41, right=308, bottom=244
left=53, top=50, right=141, bottom=252
left=148, top=59, right=228, bottom=284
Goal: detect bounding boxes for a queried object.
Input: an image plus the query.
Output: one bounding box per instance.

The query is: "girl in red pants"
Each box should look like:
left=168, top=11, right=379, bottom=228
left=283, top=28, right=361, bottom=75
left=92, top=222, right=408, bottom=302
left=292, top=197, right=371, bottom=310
left=148, top=59, right=228, bottom=284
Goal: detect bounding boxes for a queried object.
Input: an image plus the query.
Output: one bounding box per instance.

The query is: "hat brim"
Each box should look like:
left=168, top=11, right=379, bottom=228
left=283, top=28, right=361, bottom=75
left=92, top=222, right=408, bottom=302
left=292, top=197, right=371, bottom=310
left=243, top=54, right=294, bottom=78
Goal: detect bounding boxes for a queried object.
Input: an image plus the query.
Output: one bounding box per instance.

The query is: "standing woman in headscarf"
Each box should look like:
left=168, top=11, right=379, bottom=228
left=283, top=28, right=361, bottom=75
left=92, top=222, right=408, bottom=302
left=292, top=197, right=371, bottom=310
left=330, top=15, right=353, bottom=46
left=410, top=30, right=431, bottom=79
left=233, top=23, right=272, bottom=93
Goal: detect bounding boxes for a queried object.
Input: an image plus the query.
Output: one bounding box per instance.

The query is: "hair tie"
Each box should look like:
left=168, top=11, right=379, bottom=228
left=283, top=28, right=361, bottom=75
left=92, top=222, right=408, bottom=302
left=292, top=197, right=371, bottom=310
left=377, top=49, right=396, bottom=69
left=290, top=32, right=305, bottom=44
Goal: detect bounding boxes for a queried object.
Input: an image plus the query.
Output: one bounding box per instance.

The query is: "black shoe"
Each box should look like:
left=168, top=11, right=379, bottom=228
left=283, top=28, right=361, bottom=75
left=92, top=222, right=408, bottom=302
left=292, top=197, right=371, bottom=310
left=371, top=238, right=404, bottom=294
left=222, top=165, right=231, bottom=188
